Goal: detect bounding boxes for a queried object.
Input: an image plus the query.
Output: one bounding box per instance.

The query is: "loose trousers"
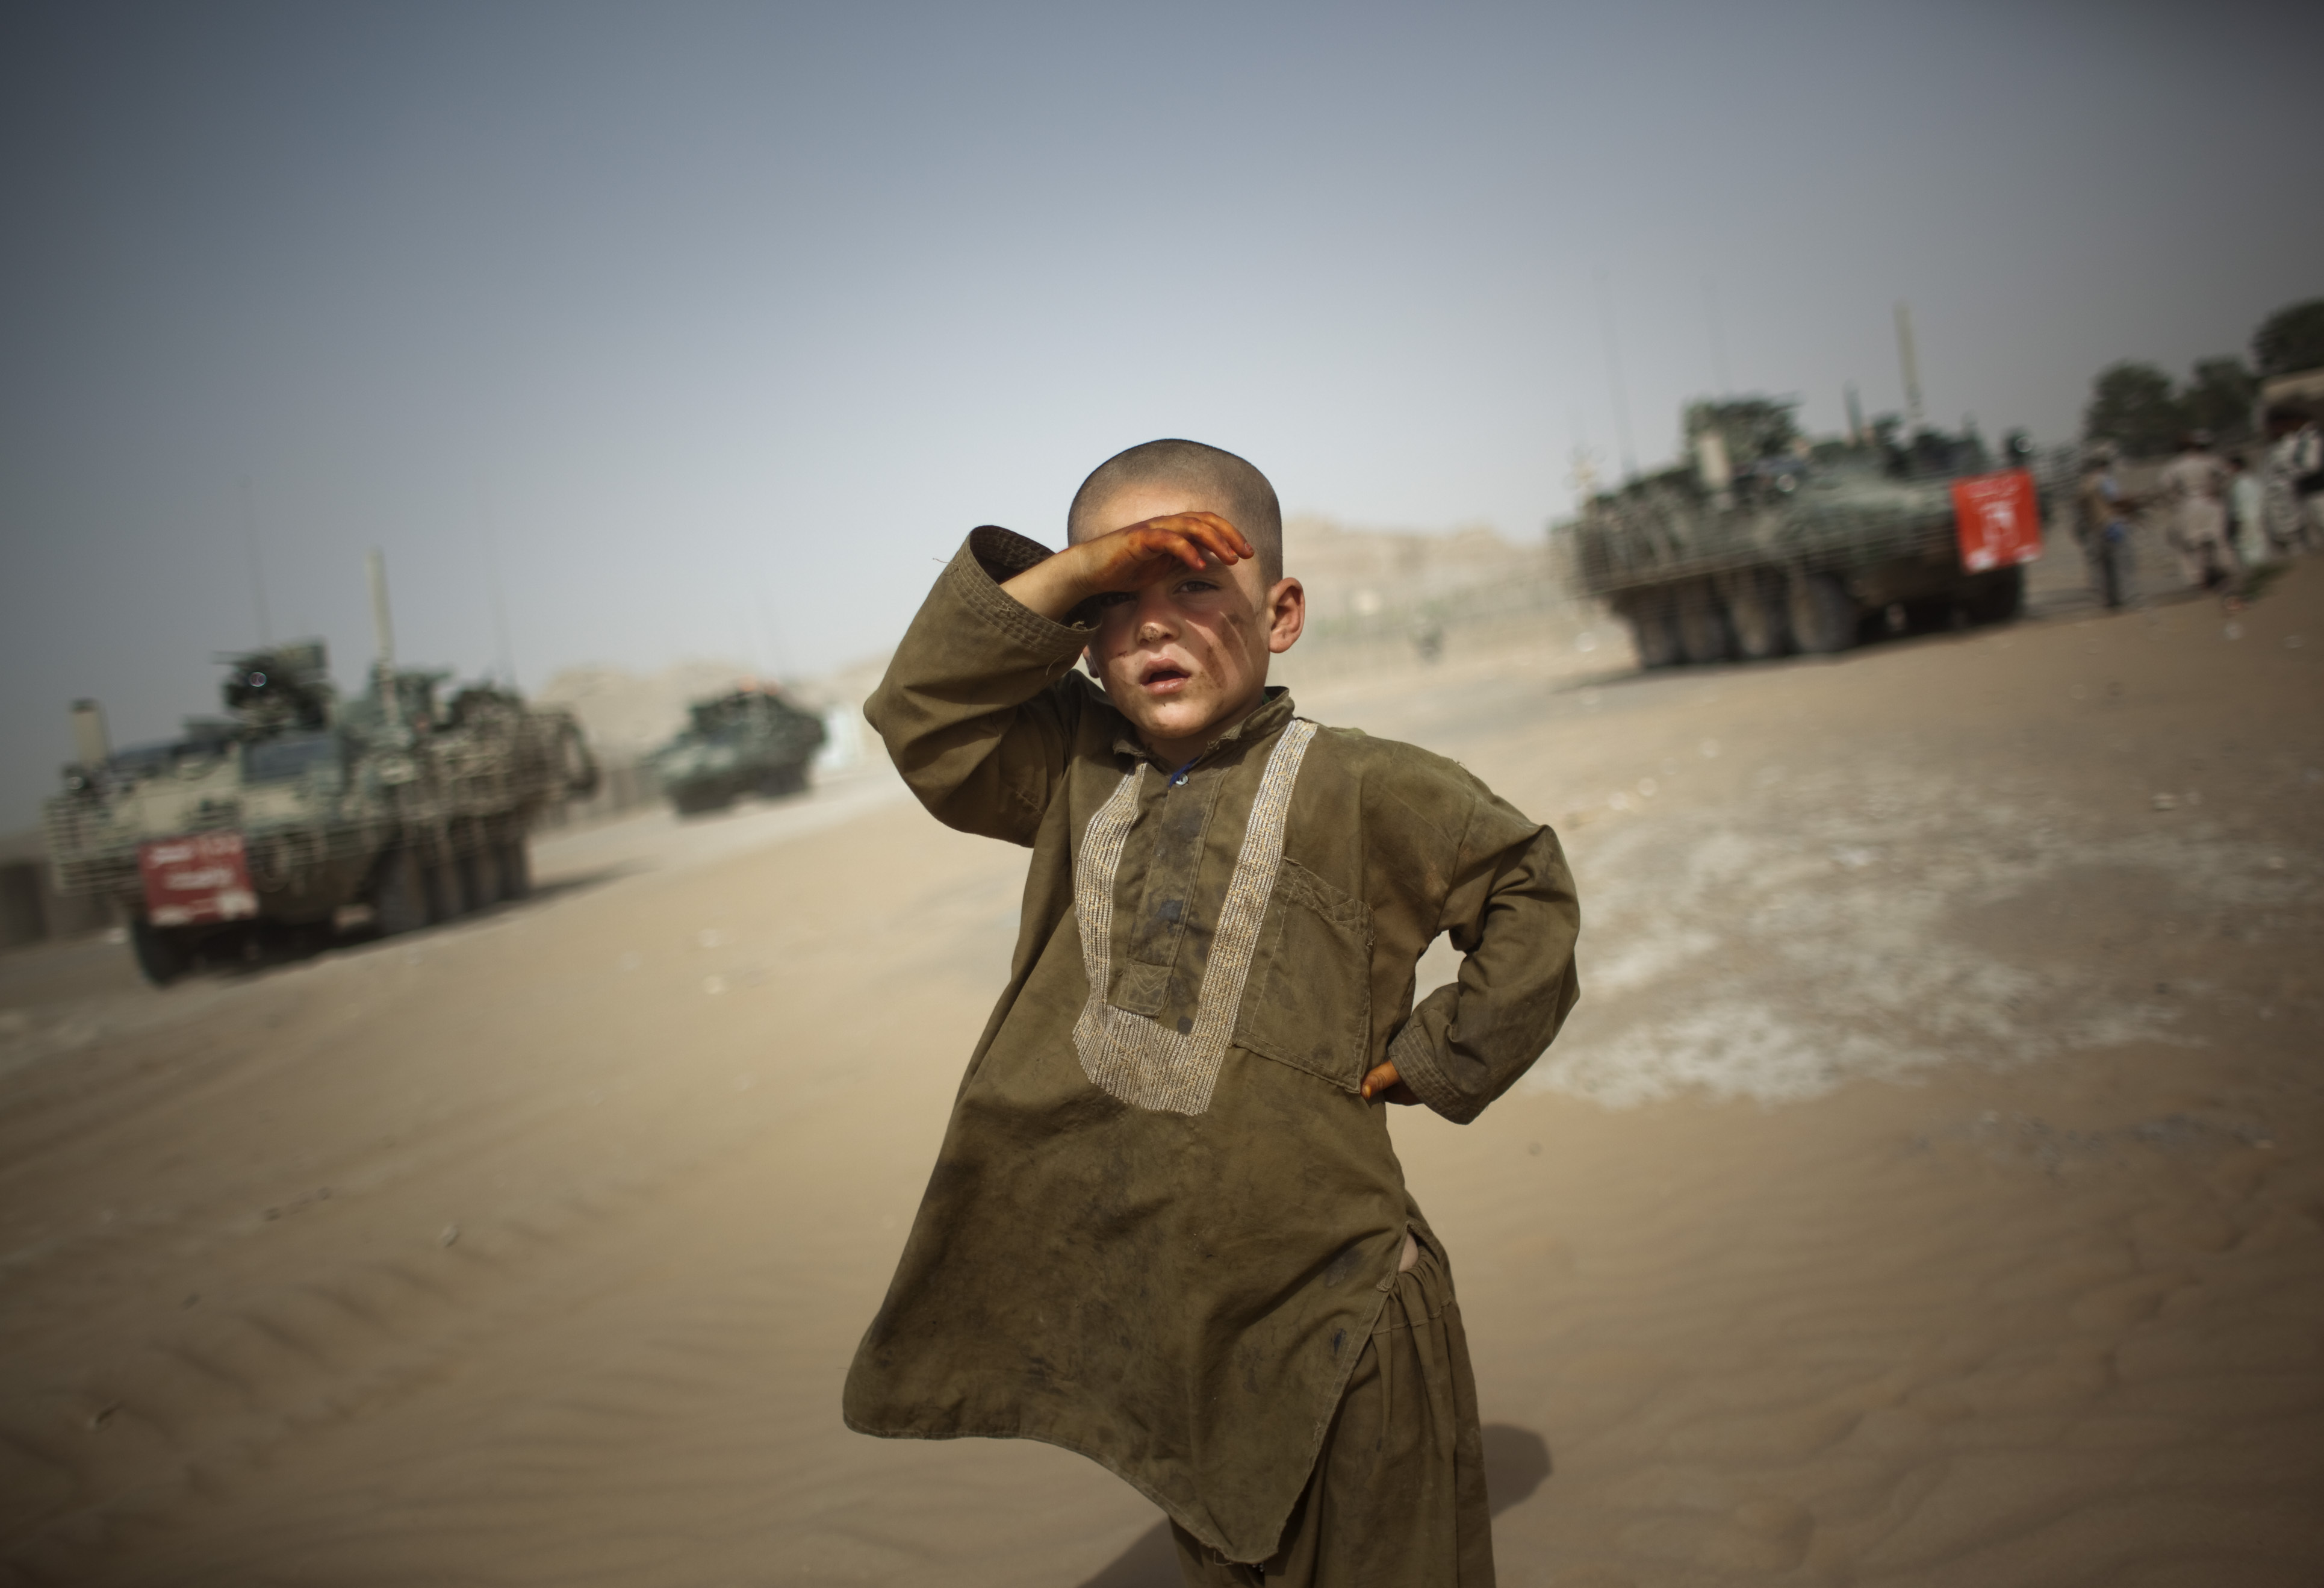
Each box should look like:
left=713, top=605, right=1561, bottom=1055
left=1171, top=1236, right=1494, bottom=1587
left=2170, top=502, right=2240, bottom=593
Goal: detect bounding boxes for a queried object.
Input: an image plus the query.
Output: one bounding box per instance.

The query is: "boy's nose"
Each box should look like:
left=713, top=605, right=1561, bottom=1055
left=1133, top=588, right=1179, bottom=641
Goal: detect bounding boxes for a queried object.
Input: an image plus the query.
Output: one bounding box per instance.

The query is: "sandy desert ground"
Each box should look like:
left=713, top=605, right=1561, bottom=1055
left=2, top=557, right=2320, bottom=1586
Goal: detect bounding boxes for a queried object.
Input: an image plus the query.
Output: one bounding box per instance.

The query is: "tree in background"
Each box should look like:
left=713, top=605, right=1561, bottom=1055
left=2083, top=361, right=2183, bottom=458
left=2182, top=357, right=2257, bottom=444
left=2252, top=299, right=2324, bottom=378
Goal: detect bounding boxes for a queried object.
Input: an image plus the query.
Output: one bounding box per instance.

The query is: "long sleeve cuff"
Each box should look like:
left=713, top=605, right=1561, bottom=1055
left=1385, top=994, right=1478, bottom=1124
left=947, top=526, right=1093, bottom=662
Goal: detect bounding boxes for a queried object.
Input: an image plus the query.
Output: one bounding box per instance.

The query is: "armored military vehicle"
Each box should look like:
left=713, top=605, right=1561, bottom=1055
left=42, top=559, right=597, bottom=984
left=651, top=687, right=827, bottom=815
left=1571, top=409, right=2042, bottom=668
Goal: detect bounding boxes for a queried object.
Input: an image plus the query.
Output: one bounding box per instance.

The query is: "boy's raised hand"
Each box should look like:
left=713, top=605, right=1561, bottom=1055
left=1002, top=513, right=1255, bottom=621
left=1072, top=512, right=1253, bottom=595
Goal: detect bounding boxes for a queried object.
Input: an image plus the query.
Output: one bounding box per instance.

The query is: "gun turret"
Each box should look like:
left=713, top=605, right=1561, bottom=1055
left=220, top=641, right=335, bottom=732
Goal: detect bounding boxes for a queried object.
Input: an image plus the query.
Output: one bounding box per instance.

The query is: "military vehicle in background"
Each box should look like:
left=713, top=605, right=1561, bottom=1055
left=41, top=555, right=597, bottom=985
left=651, top=687, right=827, bottom=815
left=1571, top=402, right=2043, bottom=668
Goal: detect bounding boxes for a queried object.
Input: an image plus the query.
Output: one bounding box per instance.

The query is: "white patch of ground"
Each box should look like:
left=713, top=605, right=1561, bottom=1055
left=1521, top=768, right=2293, bottom=1109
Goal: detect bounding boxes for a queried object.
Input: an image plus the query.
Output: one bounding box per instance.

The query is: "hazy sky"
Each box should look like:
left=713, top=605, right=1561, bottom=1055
left=3, top=0, right=2318, bottom=828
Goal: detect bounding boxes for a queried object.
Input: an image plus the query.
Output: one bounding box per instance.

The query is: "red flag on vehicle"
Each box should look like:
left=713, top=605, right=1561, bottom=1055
left=1951, top=468, right=2043, bottom=573
left=140, top=832, right=258, bottom=927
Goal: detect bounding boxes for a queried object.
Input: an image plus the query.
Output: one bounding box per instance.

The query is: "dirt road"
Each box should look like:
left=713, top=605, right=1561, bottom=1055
left=3, top=563, right=2319, bottom=1586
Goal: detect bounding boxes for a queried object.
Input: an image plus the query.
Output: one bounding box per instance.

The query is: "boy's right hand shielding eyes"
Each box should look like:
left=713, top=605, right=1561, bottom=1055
left=1069, top=513, right=1253, bottom=595
left=1001, top=512, right=1255, bottom=622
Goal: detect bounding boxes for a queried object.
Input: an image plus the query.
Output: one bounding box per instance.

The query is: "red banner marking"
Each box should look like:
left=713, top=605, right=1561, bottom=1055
left=140, top=832, right=258, bottom=927
left=1951, top=467, right=2043, bottom=573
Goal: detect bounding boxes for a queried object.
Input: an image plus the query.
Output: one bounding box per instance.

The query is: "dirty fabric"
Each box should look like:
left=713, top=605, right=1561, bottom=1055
left=842, top=526, right=1580, bottom=1563
left=1169, top=1234, right=1494, bottom=1587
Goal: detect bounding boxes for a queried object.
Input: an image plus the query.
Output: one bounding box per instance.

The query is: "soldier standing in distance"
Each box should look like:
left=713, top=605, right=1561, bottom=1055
left=2075, top=442, right=2139, bottom=610
left=2157, top=430, right=2241, bottom=606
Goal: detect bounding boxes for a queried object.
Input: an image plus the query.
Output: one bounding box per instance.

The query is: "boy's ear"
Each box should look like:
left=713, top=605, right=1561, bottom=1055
left=1265, top=577, right=1306, bottom=656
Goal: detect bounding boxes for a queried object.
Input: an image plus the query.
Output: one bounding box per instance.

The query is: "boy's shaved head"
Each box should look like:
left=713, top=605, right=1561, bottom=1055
left=1068, top=439, right=1283, bottom=584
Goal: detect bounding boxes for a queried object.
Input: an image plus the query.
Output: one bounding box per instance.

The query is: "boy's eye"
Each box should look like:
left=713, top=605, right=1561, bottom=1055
left=1092, top=591, right=1135, bottom=609
left=1176, top=579, right=1217, bottom=594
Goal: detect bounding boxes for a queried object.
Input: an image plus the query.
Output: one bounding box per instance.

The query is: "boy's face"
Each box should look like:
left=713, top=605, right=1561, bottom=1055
left=1076, top=484, right=1303, bottom=756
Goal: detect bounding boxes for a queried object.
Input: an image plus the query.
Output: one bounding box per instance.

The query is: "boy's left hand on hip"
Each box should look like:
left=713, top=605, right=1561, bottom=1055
left=1361, top=1061, right=1419, bottom=1106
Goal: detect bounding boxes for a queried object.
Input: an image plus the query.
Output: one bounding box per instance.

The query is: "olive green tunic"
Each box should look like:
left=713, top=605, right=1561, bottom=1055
left=843, top=527, right=1581, bottom=1564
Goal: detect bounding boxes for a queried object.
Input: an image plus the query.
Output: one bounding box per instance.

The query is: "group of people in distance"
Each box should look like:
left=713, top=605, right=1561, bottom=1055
left=2076, top=405, right=2324, bottom=611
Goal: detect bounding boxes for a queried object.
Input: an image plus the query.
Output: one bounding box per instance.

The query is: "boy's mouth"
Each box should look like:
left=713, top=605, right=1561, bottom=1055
left=1137, top=660, right=1192, bottom=694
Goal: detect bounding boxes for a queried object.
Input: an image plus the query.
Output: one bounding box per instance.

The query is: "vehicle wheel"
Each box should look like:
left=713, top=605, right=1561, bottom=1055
left=1674, top=581, right=1733, bottom=664
left=556, top=718, right=600, bottom=799
left=1624, top=593, right=1683, bottom=669
left=426, top=855, right=469, bottom=921
left=1959, top=565, right=2025, bottom=624
left=671, top=783, right=733, bottom=816
left=497, top=839, right=532, bottom=901
left=1788, top=572, right=1857, bottom=655
left=1902, top=597, right=1954, bottom=634
left=461, top=844, right=503, bottom=909
left=1722, top=570, right=1790, bottom=660
left=273, top=919, right=333, bottom=959
left=757, top=764, right=808, bottom=799
left=373, top=848, right=430, bottom=936
left=130, top=917, right=190, bottom=985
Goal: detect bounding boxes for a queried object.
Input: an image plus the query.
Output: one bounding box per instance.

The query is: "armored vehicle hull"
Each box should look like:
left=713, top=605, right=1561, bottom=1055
left=43, top=638, right=597, bottom=985
left=653, top=688, right=826, bottom=816
left=1573, top=432, right=2042, bottom=667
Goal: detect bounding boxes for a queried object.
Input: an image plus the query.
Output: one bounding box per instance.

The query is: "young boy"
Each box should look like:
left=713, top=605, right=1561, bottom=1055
left=844, top=439, right=1581, bottom=1586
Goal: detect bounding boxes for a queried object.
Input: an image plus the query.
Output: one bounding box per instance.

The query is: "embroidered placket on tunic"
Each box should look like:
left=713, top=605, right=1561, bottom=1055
left=1075, top=720, right=1319, bottom=1115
